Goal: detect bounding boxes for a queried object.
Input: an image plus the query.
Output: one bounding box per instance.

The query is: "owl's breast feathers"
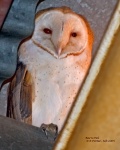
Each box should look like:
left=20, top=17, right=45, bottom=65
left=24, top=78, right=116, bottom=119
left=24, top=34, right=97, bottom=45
left=17, top=39, right=91, bottom=130
left=7, top=6, right=93, bottom=132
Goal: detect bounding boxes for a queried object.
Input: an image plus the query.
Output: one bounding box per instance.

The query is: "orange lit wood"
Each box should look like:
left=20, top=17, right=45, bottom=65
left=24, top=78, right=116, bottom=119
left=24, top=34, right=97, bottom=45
left=65, top=28, right=120, bottom=150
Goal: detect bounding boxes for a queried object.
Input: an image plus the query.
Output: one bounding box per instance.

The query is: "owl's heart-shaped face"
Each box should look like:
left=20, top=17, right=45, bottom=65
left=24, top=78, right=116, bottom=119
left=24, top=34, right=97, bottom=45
left=32, top=7, right=90, bottom=59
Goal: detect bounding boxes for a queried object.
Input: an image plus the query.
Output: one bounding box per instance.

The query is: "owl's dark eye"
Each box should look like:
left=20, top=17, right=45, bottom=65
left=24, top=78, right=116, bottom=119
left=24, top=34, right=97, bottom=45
left=71, top=32, right=77, bottom=37
left=43, top=28, right=52, bottom=34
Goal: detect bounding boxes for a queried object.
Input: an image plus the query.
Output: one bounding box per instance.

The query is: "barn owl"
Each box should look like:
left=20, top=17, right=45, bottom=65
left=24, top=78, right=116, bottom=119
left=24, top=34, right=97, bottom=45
left=7, top=6, right=93, bottom=136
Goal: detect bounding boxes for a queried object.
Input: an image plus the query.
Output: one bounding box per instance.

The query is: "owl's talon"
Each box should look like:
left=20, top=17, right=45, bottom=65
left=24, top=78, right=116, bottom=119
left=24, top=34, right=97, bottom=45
left=40, top=123, right=58, bottom=141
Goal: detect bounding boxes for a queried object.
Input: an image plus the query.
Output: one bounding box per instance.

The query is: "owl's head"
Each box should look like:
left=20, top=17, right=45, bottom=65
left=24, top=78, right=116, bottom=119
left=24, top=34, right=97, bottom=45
left=32, top=7, right=93, bottom=59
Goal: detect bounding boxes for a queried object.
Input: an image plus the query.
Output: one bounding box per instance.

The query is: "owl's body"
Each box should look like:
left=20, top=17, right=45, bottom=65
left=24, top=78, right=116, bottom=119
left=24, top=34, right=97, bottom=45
left=19, top=38, right=90, bottom=130
left=7, top=7, right=93, bottom=132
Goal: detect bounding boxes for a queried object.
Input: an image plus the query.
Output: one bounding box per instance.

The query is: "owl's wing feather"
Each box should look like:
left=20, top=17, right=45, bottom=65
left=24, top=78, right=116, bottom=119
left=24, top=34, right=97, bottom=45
left=7, top=62, right=34, bottom=124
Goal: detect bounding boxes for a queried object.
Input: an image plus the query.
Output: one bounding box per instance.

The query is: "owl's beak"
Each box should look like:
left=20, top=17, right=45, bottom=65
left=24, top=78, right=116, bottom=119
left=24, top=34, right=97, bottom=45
left=57, top=48, right=62, bottom=56
left=56, top=40, right=64, bottom=57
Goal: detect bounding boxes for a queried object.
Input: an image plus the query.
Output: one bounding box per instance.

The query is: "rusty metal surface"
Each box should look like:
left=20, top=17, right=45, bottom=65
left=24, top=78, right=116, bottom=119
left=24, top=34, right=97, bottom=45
left=0, top=0, right=13, bottom=28
left=0, top=0, right=41, bottom=86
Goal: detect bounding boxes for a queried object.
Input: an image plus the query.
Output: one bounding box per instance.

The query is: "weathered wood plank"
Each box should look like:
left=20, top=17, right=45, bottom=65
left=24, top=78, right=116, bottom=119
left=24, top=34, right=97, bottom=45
left=0, top=115, right=54, bottom=150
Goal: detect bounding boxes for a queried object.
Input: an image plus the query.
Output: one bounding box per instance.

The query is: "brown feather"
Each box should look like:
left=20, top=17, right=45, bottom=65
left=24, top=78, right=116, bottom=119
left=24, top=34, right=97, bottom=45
left=7, top=63, right=34, bottom=125
left=20, top=71, right=34, bottom=119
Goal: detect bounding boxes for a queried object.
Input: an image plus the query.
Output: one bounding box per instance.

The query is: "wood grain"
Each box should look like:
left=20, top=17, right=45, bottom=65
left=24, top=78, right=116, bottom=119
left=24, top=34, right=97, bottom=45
left=65, top=28, right=120, bottom=150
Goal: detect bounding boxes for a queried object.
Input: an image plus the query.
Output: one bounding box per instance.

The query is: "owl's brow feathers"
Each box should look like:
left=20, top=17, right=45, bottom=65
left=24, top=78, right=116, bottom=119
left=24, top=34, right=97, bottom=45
left=36, top=6, right=76, bottom=20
